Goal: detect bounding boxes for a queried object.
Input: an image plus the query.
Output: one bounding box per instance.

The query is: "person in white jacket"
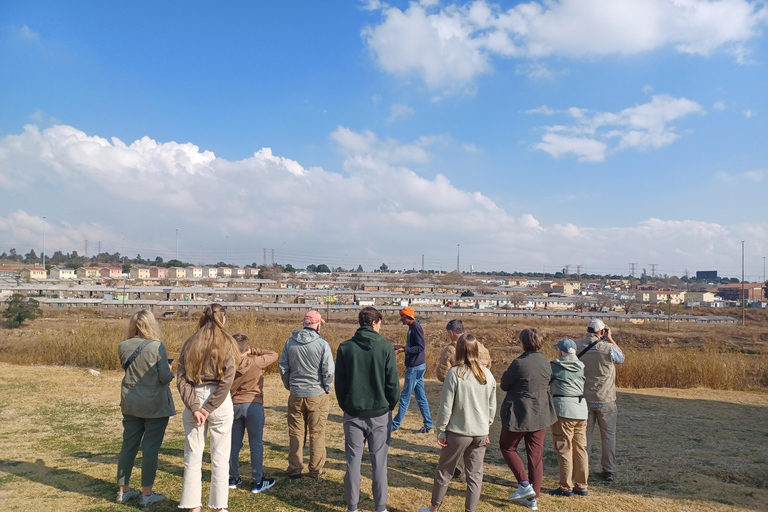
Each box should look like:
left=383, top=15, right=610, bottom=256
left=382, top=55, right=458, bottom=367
left=419, top=334, right=496, bottom=512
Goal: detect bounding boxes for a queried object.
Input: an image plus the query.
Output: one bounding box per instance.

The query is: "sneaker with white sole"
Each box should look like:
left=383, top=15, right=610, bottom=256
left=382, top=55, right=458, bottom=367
left=116, top=488, right=140, bottom=504
left=139, top=491, right=166, bottom=507
left=419, top=507, right=433, bottom=512
left=229, top=476, right=243, bottom=489
left=508, top=483, right=536, bottom=501
left=520, top=497, right=538, bottom=510
left=252, top=477, right=276, bottom=493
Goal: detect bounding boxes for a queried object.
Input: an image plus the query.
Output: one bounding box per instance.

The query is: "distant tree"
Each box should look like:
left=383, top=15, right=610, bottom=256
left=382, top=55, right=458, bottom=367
left=306, top=264, right=318, bottom=273
left=379, top=263, right=389, bottom=273
left=259, top=266, right=283, bottom=281
left=122, top=262, right=131, bottom=274
left=616, top=295, right=638, bottom=314
left=460, top=290, right=474, bottom=297
left=9, top=248, right=20, bottom=261
left=284, top=264, right=296, bottom=273
left=24, top=249, right=38, bottom=264
left=440, top=270, right=463, bottom=285
left=356, top=265, right=364, bottom=272
left=316, top=264, right=331, bottom=273
left=166, top=259, right=187, bottom=268
left=509, top=292, right=528, bottom=309
left=2, top=294, right=41, bottom=328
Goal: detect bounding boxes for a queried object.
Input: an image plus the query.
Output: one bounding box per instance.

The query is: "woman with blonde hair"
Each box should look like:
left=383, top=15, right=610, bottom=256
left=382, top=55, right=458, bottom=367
left=500, top=328, right=557, bottom=511
left=177, top=304, right=240, bottom=512
left=419, top=334, right=496, bottom=512
left=116, top=309, right=174, bottom=507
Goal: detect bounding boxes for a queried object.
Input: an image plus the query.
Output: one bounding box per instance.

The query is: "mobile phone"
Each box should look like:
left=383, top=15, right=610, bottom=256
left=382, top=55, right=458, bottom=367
left=168, top=358, right=175, bottom=365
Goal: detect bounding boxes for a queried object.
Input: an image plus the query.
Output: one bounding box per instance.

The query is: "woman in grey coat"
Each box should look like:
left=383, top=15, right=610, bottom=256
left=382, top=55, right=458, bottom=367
left=499, top=328, right=557, bottom=511
left=116, top=310, right=175, bottom=507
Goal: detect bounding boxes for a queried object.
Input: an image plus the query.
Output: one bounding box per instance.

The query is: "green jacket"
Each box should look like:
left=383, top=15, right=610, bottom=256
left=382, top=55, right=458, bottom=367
left=119, top=337, right=176, bottom=418
left=550, top=353, right=587, bottom=420
left=335, top=326, right=400, bottom=418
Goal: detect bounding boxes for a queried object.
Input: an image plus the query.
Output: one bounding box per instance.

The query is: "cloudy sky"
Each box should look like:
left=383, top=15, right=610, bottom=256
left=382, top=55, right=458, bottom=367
left=1, top=0, right=767, bottom=279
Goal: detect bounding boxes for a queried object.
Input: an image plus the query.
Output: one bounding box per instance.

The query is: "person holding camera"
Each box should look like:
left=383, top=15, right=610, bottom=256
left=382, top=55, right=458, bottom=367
left=575, top=319, right=625, bottom=483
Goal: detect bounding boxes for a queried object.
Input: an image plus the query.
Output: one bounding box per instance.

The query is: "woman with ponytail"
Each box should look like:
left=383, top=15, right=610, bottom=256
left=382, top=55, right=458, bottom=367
left=177, top=304, right=240, bottom=512
left=419, top=334, right=496, bottom=512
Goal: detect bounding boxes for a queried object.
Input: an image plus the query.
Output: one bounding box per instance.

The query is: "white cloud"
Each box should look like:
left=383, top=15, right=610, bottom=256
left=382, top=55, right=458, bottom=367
left=1, top=124, right=764, bottom=272
left=743, top=109, right=757, bottom=117
left=715, top=171, right=734, bottom=181
left=363, top=0, right=768, bottom=90
left=530, top=95, right=704, bottom=161
left=643, top=84, right=654, bottom=94
left=524, top=105, right=557, bottom=115
left=461, top=143, right=480, bottom=152
left=515, top=62, right=556, bottom=79
left=713, top=100, right=726, bottom=110
left=13, top=25, right=40, bottom=42
left=387, top=103, right=416, bottom=122
left=743, top=169, right=765, bottom=181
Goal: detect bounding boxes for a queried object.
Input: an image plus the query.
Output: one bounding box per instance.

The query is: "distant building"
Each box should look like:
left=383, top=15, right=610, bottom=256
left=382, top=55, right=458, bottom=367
left=150, top=266, right=169, bottom=279
left=649, top=290, right=686, bottom=304
left=50, top=267, right=76, bottom=279
left=187, top=266, right=203, bottom=278
left=218, top=267, right=233, bottom=277
left=130, top=267, right=151, bottom=280
left=717, top=283, right=765, bottom=302
left=100, top=267, right=122, bottom=278
left=684, top=291, right=718, bottom=305
left=20, top=267, right=47, bottom=280
left=245, top=267, right=261, bottom=277
left=201, top=266, right=218, bottom=278
left=231, top=267, right=245, bottom=277
left=696, top=270, right=718, bottom=280
left=76, top=267, right=100, bottom=278
left=169, top=267, right=188, bottom=279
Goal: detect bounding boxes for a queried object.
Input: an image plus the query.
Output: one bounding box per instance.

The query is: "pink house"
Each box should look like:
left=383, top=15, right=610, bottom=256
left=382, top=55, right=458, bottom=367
left=100, top=267, right=122, bottom=278
left=150, top=266, right=169, bottom=279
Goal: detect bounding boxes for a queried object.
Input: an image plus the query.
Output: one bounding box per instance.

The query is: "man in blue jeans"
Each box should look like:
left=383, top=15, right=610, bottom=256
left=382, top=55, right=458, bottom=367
left=392, top=306, right=433, bottom=433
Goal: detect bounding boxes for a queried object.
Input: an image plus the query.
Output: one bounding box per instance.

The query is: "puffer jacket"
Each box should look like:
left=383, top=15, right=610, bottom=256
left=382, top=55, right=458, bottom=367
left=279, top=327, right=334, bottom=397
left=550, top=353, right=587, bottom=420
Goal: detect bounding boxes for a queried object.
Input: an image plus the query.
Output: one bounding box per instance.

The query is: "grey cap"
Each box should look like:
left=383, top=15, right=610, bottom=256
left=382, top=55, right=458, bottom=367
left=554, top=338, right=577, bottom=353
left=587, top=318, right=605, bottom=332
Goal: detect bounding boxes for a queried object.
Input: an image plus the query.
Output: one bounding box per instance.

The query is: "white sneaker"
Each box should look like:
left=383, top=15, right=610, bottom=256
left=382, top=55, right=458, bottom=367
left=520, top=498, right=538, bottom=510
left=139, top=492, right=166, bottom=507
left=116, top=488, right=140, bottom=504
left=419, top=507, right=433, bottom=512
left=508, top=483, right=535, bottom=501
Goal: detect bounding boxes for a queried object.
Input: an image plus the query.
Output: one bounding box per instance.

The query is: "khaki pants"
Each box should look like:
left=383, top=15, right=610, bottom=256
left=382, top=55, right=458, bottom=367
left=287, top=393, right=330, bottom=477
left=587, top=402, right=618, bottom=474
left=551, top=417, right=588, bottom=492
left=431, top=432, right=487, bottom=512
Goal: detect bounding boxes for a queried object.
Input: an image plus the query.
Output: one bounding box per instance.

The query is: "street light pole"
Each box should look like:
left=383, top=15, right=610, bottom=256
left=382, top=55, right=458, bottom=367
left=741, top=241, right=745, bottom=326
left=175, top=228, right=179, bottom=261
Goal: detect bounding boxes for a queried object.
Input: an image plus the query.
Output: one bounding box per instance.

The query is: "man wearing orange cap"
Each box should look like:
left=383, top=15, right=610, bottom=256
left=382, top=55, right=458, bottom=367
left=392, top=306, right=433, bottom=433
left=279, top=310, right=335, bottom=479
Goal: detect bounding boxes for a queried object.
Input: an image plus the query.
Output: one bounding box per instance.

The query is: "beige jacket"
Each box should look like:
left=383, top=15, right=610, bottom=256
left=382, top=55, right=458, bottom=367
left=576, top=333, right=617, bottom=404
left=436, top=340, right=492, bottom=382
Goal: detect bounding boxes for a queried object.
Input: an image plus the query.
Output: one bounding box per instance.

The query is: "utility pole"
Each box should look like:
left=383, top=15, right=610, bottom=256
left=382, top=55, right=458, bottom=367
left=97, top=241, right=102, bottom=256
left=263, top=248, right=267, bottom=267
left=84, top=240, right=88, bottom=258
left=457, top=244, right=460, bottom=273
left=577, top=265, right=582, bottom=291
left=565, top=264, right=570, bottom=279
left=42, top=216, right=46, bottom=269
left=629, top=263, right=637, bottom=285
left=271, top=249, right=275, bottom=266
left=421, top=254, right=425, bottom=272
left=649, top=264, right=658, bottom=280
left=741, top=241, right=745, bottom=326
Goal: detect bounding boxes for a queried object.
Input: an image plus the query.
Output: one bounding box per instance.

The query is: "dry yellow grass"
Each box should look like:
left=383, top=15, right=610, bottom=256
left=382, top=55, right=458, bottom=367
left=1, top=310, right=766, bottom=390
left=1, top=363, right=767, bottom=512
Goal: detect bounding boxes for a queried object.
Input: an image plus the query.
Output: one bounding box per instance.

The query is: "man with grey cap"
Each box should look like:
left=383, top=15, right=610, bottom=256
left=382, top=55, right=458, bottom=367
left=549, top=338, right=588, bottom=497
left=575, top=319, right=624, bottom=483
left=279, top=310, right=335, bottom=479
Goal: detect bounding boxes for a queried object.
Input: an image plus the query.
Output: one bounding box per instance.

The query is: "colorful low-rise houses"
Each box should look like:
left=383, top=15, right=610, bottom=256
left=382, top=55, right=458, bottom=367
left=130, top=266, right=151, bottom=280
left=76, top=267, right=100, bottom=278
left=49, top=267, right=76, bottom=279
left=169, top=267, right=188, bottom=279
left=21, top=267, right=47, bottom=280
left=150, top=266, right=169, bottom=279
left=100, top=267, right=122, bottom=278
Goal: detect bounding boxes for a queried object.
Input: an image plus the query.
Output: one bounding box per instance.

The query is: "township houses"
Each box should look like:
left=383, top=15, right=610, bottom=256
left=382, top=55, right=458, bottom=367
left=169, top=267, right=188, bottom=279
left=76, top=267, right=100, bottom=278
left=130, top=267, right=151, bottom=280
left=717, top=283, right=766, bottom=302
left=49, top=267, right=76, bottom=279
left=218, top=267, right=232, bottom=277
left=648, top=290, right=686, bottom=304
left=505, top=278, right=528, bottom=287
left=245, top=267, right=261, bottom=277
left=100, top=267, right=122, bottom=278
left=20, top=267, right=47, bottom=280
left=684, top=291, right=718, bottom=304
left=187, top=266, right=203, bottom=278
left=541, top=281, right=580, bottom=295
left=201, top=266, right=218, bottom=278
left=231, top=267, right=245, bottom=277
left=150, top=266, right=169, bottom=279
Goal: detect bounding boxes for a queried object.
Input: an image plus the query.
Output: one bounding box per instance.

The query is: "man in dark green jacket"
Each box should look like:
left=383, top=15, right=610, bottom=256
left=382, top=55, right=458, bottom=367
left=335, top=307, right=400, bottom=512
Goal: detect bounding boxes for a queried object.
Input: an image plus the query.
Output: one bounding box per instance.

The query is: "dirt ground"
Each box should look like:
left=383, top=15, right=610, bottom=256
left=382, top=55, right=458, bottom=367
left=1, top=363, right=767, bottom=512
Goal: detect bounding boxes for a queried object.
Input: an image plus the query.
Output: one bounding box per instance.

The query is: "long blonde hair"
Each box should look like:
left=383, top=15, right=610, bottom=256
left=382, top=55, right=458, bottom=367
left=126, top=309, right=162, bottom=341
left=454, top=334, right=487, bottom=385
left=182, top=303, right=241, bottom=384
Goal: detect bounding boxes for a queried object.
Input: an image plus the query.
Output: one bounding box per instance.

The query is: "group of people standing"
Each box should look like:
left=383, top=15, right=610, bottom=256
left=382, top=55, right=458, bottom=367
left=115, top=304, right=623, bottom=512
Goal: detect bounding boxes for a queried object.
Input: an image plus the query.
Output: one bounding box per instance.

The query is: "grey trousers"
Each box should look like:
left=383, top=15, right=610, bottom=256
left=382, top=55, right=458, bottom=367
left=343, top=411, right=391, bottom=512
left=229, top=402, right=265, bottom=483
left=117, top=415, right=170, bottom=487
left=587, top=402, right=618, bottom=474
left=431, top=432, right=486, bottom=512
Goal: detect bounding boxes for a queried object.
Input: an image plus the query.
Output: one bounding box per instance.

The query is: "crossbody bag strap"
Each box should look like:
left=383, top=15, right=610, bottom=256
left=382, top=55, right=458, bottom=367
left=123, top=339, right=152, bottom=370
left=577, top=340, right=600, bottom=359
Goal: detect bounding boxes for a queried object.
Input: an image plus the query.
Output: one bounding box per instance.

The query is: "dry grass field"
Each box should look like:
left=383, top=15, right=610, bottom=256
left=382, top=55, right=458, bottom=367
left=1, top=309, right=767, bottom=511
left=1, top=363, right=767, bottom=512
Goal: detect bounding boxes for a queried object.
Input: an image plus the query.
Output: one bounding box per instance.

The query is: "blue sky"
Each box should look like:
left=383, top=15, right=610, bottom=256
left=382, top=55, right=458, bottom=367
left=1, top=0, right=767, bottom=279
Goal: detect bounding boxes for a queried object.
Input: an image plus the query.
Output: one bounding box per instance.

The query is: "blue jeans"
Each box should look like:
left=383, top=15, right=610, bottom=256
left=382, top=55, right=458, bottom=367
left=229, top=402, right=265, bottom=483
left=392, top=363, right=433, bottom=429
